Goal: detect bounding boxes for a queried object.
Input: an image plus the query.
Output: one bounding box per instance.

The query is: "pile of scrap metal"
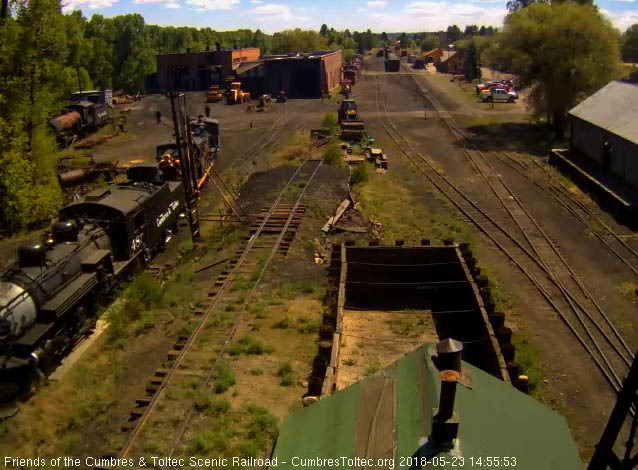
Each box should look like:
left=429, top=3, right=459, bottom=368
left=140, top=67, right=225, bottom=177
left=338, top=99, right=366, bottom=140
left=112, top=92, right=141, bottom=105
left=310, top=127, right=332, bottom=139
left=57, top=157, right=119, bottom=189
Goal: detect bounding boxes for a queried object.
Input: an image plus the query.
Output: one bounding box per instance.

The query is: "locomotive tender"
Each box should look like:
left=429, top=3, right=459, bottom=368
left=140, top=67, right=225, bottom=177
left=0, top=165, right=185, bottom=399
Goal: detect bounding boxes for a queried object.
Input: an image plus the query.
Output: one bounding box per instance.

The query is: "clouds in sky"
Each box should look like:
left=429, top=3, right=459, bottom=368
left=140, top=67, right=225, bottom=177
left=61, top=0, right=637, bottom=32
left=184, top=0, right=239, bottom=10
left=62, top=0, right=117, bottom=11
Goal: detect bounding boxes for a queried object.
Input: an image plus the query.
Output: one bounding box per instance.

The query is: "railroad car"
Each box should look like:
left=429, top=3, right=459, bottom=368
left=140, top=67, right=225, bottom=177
left=385, top=53, right=400, bottom=72
left=50, top=101, right=109, bottom=147
left=0, top=165, right=185, bottom=400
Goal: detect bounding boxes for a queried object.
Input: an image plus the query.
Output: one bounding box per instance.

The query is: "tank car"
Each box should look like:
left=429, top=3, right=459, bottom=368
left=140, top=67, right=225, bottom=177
left=0, top=165, right=185, bottom=400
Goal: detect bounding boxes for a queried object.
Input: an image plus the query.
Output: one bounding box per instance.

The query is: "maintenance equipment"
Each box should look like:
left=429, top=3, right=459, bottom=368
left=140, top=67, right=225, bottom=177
left=338, top=99, right=366, bottom=140
left=225, top=82, right=250, bottom=104
left=206, top=85, right=223, bottom=103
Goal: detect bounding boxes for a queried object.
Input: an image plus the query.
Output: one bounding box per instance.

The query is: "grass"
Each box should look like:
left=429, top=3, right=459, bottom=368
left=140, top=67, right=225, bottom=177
left=350, top=162, right=369, bottom=186
left=355, top=170, right=471, bottom=245
left=214, top=361, right=236, bottom=394
left=228, top=335, right=274, bottom=356
left=618, top=281, right=638, bottom=299
left=277, top=361, right=294, bottom=386
left=511, top=333, right=543, bottom=396
left=385, top=312, right=429, bottom=338
left=249, top=368, right=264, bottom=376
left=276, top=280, right=321, bottom=299
left=343, top=358, right=357, bottom=366
left=322, top=143, right=342, bottom=166
left=296, top=318, right=321, bottom=334
left=271, top=317, right=290, bottom=329
left=231, top=276, right=255, bottom=291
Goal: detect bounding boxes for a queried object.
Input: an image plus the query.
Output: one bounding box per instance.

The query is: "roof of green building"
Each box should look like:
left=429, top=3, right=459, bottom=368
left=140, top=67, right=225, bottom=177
left=272, top=345, right=582, bottom=470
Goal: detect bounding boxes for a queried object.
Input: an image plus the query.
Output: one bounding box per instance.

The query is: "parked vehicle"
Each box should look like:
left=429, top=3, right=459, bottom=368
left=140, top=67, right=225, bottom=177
left=50, top=101, right=109, bottom=147
left=206, top=85, right=223, bottom=103
left=480, top=88, right=518, bottom=103
left=225, top=82, right=250, bottom=104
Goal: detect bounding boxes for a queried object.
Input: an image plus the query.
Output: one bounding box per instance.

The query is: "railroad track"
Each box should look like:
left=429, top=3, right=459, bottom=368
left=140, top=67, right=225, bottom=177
left=228, top=100, right=300, bottom=171
left=494, top=151, right=638, bottom=278
left=106, top=155, right=323, bottom=463
left=374, top=72, right=634, bottom=395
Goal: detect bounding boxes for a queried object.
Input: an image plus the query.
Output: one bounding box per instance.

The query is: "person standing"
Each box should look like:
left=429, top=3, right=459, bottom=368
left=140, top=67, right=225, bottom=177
left=155, top=110, right=162, bottom=125
left=204, top=105, right=211, bottom=118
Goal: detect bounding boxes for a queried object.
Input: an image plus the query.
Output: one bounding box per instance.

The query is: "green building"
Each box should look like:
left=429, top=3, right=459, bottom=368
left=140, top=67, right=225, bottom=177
left=272, top=343, right=582, bottom=469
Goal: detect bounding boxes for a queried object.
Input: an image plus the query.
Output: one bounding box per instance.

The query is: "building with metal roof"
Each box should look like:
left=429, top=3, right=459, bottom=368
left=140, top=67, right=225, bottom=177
left=569, top=81, right=638, bottom=189
left=272, top=343, right=582, bottom=470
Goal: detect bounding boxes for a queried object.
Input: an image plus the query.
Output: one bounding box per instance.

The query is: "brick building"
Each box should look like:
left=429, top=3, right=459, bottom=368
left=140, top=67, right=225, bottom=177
left=156, top=46, right=261, bottom=92
left=261, top=50, right=342, bottom=98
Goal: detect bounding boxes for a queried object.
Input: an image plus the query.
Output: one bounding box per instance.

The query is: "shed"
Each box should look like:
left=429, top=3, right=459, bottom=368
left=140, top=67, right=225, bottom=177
left=272, top=344, right=582, bottom=470
left=569, top=81, right=638, bottom=189
left=435, top=51, right=462, bottom=75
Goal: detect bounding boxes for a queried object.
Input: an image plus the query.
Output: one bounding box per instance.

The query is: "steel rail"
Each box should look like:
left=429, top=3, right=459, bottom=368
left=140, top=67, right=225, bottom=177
left=165, top=158, right=323, bottom=458
left=117, top=154, right=320, bottom=460
left=373, top=74, right=628, bottom=393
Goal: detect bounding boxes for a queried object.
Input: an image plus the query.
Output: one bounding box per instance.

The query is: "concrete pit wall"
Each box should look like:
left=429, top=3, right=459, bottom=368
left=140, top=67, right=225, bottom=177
left=306, top=242, right=517, bottom=401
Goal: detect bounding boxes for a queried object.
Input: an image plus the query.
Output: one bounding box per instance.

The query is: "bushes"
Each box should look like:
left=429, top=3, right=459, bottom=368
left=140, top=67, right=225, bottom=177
left=322, top=112, right=338, bottom=132
left=277, top=362, right=294, bottom=386
left=228, top=336, right=274, bottom=356
left=322, top=143, right=342, bottom=166
left=350, top=164, right=369, bottom=186
left=214, top=361, right=236, bottom=394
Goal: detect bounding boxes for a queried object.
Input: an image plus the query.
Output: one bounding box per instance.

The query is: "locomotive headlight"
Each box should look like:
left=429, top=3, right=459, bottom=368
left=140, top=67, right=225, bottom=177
left=0, top=282, right=38, bottom=339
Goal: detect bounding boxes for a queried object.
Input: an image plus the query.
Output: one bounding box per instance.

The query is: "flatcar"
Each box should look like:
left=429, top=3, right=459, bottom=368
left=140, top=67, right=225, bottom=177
left=0, top=164, right=185, bottom=400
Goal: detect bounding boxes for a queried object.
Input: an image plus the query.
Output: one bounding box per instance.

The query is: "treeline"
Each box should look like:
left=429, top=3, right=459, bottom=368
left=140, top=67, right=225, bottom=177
left=0, top=1, right=378, bottom=233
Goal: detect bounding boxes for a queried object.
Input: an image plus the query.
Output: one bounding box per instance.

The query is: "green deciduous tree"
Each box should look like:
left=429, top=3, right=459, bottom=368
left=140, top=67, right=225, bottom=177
left=492, top=2, right=620, bottom=138
left=622, top=24, right=638, bottom=62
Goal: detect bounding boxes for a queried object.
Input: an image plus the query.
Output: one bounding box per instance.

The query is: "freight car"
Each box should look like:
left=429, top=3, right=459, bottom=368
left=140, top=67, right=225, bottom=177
left=385, top=53, right=400, bottom=72
left=0, top=165, right=185, bottom=400
left=50, top=101, right=109, bottom=147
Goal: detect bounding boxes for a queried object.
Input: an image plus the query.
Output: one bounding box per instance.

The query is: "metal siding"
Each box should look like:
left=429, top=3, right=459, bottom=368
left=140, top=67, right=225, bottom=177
left=572, top=117, right=603, bottom=164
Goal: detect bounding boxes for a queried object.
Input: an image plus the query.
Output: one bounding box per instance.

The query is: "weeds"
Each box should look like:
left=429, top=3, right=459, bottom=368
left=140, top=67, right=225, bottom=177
left=350, top=163, right=369, bottom=186
left=277, top=362, right=294, bottom=386
left=322, top=144, right=342, bottom=166
left=296, top=318, right=321, bottom=334
left=511, top=333, right=543, bottom=396
left=271, top=317, right=290, bottom=329
left=214, top=361, right=236, bottom=394
left=228, top=336, right=274, bottom=356
left=249, top=368, right=264, bottom=376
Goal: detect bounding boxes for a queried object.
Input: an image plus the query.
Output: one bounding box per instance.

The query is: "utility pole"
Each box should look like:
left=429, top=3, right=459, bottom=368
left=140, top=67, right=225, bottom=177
left=168, top=66, right=200, bottom=241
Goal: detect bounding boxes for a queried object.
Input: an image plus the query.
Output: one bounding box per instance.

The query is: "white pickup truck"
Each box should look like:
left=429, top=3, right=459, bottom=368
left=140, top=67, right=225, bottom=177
left=480, top=88, right=518, bottom=103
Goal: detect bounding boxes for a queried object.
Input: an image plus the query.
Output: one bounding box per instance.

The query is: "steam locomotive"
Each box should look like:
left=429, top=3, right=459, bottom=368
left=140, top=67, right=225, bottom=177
left=0, top=164, right=185, bottom=400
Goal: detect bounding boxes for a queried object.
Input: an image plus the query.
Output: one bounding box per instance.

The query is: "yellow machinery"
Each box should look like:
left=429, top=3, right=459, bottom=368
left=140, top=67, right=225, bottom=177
left=338, top=99, right=366, bottom=139
left=206, top=85, right=223, bottom=103
left=225, top=82, right=250, bottom=104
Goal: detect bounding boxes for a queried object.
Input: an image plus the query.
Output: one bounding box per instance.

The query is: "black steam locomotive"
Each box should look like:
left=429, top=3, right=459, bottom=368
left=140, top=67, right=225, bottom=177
left=0, top=164, right=185, bottom=399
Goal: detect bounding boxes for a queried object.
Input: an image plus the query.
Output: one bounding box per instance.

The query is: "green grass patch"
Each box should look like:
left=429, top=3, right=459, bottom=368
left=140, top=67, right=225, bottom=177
left=618, top=281, right=638, bottom=299
left=322, top=143, right=342, bottom=166
left=385, top=312, right=429, bottom=338
left=350, top=163, right=369, bottom=186
left=271, top=317, right=290, bottom=329
left=231, top=276, right=255, bottom=291
left=214, top=361, right=236, bottom=394
left=228, top=335, right=274, bottom=356
left=249, top=368, right=264, bottom=376
left=296, top=318, right=321, bottom=334
left=511, top=333, right=543, bottom=396
left=277, top=361, right=294, bottom=386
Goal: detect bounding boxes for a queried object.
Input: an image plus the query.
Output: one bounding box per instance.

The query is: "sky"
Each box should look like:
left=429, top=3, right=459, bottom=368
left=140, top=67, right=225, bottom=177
left=62, top=0, right=638, bottom=33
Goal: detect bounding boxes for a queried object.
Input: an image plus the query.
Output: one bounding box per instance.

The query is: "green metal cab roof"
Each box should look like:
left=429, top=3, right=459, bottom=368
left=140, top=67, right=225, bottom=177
left=272, top=344, right=582, bottom=469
